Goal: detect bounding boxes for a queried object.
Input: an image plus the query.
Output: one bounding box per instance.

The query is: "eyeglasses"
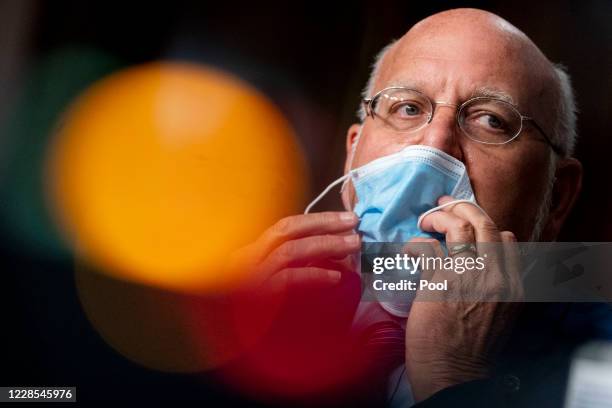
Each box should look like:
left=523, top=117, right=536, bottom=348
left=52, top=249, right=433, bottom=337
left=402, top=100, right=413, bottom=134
left=362, top=87, right=564, bottom=155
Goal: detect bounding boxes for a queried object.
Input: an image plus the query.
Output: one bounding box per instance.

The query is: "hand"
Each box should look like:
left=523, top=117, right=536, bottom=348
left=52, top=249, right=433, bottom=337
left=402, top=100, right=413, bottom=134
left=404, top=196, right=523, bottom=401
left=224, top=212, right=364, bottom=392
left=228, top=211, right=360, bottom=293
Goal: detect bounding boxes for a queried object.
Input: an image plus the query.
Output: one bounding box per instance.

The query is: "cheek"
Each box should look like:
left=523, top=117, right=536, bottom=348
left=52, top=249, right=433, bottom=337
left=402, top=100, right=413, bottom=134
left=466, top=149, right=551, bottom=238
left=351, top=126, right=406, bottom=169
left=345, top=127, right=411, bottom=209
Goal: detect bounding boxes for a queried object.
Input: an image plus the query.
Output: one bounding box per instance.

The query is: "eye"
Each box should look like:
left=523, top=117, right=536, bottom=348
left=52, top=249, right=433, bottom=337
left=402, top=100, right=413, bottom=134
left=472, top=112, right=507, bottom=131
left=390, top=102, right=424, bottom=119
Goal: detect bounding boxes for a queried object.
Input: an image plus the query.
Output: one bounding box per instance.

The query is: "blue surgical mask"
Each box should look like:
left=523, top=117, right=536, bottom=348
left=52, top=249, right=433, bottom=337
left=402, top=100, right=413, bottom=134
left=350, top=144, right=476, bottom=242
left=305, top=133, right=483, bottom=317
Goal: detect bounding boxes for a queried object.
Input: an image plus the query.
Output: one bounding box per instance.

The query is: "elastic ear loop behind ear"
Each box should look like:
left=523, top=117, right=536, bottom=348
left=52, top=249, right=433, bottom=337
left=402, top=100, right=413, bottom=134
left=416, top=199, right=487, bottom=231
left=341, top=125, right=363, bottom=194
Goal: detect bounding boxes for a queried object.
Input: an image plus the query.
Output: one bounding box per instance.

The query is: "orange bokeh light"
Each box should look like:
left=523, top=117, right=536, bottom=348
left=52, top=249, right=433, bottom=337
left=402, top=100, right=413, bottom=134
left=47, top=62, right=307, bottom=293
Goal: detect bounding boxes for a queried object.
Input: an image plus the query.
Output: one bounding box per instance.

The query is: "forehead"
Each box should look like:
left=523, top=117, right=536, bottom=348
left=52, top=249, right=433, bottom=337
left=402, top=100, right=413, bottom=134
left=376, top=28, right=553, bottom=111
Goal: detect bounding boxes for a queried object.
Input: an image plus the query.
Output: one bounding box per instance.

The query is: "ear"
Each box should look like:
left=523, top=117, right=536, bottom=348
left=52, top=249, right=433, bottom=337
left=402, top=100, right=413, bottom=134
left=341, top=123, right=362, bottom=211
left=543, top=157, right=583, bottom=240
left=344, top=123, right=362, bottom=174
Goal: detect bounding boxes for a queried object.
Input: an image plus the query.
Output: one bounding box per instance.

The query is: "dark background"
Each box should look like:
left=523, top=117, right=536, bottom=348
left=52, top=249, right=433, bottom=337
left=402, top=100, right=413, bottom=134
left=0, top=0, right=610, bottom=404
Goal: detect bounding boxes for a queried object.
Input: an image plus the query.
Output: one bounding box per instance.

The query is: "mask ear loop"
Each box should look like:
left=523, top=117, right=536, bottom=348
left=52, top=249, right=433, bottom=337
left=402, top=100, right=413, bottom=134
left=304, top=125, right=363, bottom=214
left=304, top=173, right=351, bottom=214
left=416, top=199, right=487, bottom=230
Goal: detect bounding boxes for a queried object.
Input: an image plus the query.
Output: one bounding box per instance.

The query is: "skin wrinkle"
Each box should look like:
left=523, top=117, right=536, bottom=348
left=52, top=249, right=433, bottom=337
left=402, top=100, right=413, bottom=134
left=344, top=8, right=566, bottom=242
left=380, top=81, right=516, bottom=106
left=382, top=41, right=556, bottom=130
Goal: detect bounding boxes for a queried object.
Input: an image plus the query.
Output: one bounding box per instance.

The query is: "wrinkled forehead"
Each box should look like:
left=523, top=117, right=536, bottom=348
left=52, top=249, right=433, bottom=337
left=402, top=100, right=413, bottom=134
left=376, top=25, right=557, bottom=113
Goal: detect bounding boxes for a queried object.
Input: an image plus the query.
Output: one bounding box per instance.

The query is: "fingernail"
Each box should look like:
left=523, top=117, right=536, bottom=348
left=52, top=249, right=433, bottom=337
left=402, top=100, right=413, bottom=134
left=344, top=234, right=360, bottom=245
left=340, top=212, right=358, bottom=223
left=328, top=270, right=342, bottom=283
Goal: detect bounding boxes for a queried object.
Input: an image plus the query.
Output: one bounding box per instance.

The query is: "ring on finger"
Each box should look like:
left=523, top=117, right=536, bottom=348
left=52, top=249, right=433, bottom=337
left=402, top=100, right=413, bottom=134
left=448, top=243, right=477, bottom=257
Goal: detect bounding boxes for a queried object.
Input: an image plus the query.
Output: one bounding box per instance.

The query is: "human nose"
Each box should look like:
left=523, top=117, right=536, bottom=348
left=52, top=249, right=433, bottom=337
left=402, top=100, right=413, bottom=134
left=417, top=102, right=463, bottom=160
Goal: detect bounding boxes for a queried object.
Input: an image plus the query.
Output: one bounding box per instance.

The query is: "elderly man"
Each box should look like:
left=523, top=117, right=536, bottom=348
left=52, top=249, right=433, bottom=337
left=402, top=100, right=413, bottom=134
left=232, top=8, right=609, bottom=407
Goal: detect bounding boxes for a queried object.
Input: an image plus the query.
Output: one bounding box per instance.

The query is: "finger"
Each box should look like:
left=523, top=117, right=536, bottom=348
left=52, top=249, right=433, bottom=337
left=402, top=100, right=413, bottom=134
left=254, top=212, right=359, bottom=260
left=461, top=237, right=511, bottom=302
left=419, top=210, right=476, bottom=244
left=436, top=195, right=501, bottom=243
left=407, top=237, right=445, bottom=257
left=500, top=231, right=523, bottom=301
left=267, top=267, right=343, bottom=293
left=265, top=234, right=361, bottom=276
left=403, top=237, right=444, bottom=282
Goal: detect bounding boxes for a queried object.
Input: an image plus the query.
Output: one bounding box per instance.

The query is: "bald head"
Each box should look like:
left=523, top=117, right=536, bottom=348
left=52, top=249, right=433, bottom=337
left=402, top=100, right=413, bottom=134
left=402, top=9, right=550, bottom=70
left=410, top=8, right=528, bottom=40
left=359, top=8, right=575, bottom=156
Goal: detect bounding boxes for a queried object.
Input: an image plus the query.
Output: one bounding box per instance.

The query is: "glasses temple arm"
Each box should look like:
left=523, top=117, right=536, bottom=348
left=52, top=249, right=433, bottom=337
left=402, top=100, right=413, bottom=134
left=525, top=118, right=565, bottom=156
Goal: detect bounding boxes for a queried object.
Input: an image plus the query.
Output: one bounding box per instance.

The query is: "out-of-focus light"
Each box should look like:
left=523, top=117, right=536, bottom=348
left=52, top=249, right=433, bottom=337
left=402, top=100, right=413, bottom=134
left=0, top=47, right=120, bottom=258
left=565, top=341, right=612, bottom=407
left=47, top=62, right=307, bottom=293
left=219, top=270, right=365, bottom=401
left=75, top=263, right=282, bottom=373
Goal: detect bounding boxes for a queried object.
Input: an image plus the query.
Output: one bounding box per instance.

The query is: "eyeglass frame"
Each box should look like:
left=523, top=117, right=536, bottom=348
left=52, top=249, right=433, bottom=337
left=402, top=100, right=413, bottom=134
left=362, top=86, right=564, bottom=156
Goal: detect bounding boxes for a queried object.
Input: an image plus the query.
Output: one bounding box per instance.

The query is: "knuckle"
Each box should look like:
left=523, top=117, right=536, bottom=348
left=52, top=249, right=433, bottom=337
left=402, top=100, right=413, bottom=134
left=453, top=219, right=473, bottom=234
left=320, top=211, right=340, bottom=224
left=428, top=238, right=443, bottom=249
left=307, top=267, right=325, bottom=281
left=277, top=240, right=298, bottom=259
left=476, top=218, right=498, bottom=233
left=323, top=234, right=341, bottom=247
left=488, top=280, right=509, bottom=296
left=425, top=238, right=439, bottom=244
left=272, top=216, right=295, bottom=237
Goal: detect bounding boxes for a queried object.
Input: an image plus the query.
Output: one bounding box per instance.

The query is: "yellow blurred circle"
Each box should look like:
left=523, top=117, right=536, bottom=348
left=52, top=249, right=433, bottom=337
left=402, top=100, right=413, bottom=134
left=47, top=62, right=308, bottom=293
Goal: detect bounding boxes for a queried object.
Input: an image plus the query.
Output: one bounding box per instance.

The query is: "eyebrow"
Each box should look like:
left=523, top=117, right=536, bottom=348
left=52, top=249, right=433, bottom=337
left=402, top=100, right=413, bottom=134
left=379, top=81, right=517, bottom=106
left=382, top=79, right=428, bottom=94
left=471, top=87, right=516, bottom=106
